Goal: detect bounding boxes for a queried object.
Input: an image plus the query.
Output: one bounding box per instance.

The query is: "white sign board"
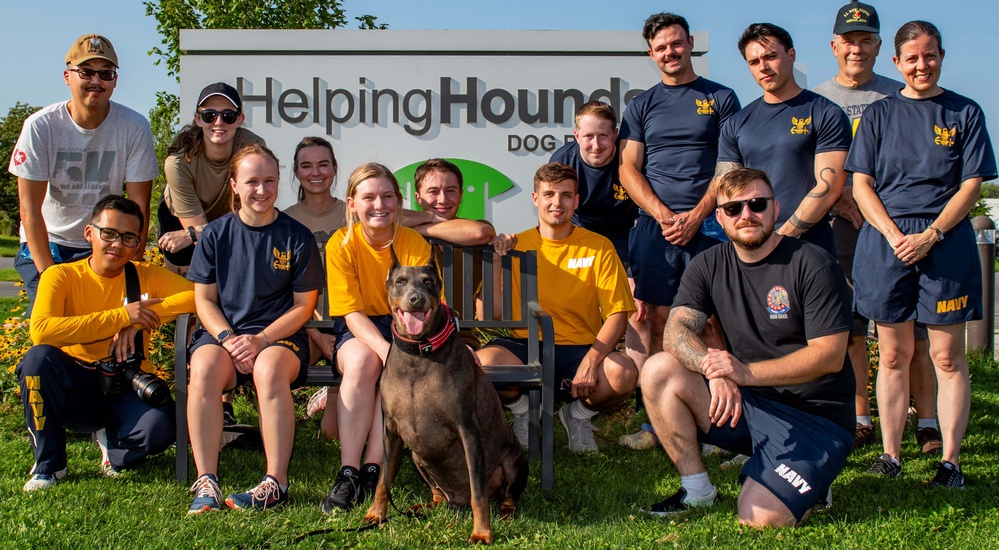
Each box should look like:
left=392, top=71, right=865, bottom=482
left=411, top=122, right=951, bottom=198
left=180, top=29, right=709, bottom=233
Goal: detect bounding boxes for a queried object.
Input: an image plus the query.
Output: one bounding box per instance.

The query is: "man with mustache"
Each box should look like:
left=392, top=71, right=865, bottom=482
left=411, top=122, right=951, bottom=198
left=618, top=14, right=741, bottom=448
left=641, top=168, right=854, bottom=526
left=9, top=34, right=158, bottom=314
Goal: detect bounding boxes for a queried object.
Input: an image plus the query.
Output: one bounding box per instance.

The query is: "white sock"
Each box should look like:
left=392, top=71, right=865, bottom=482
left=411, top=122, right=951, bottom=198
left=680, top=472, right=715, bottom=499
left=505, top=395, right=528, bottom=415
left=569, top=399, right=598, bottom=421
left=917, top=418, right=938, bottom=430
left=857, top=415, right=872, bottom=426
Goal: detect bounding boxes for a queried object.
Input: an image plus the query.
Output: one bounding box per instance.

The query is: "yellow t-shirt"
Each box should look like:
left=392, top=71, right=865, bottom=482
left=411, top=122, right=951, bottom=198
left=510, top=226, right=635, bottom=345
left=326, top=225, right=431, bottom=317
left=30, top=259, right=196, bottom=366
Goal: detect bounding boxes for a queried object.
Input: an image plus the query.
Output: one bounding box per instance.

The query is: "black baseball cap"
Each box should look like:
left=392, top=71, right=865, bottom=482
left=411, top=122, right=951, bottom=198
left=197, top=82, right=242, bottom=110
left=833, top=2, right=881, bottom=35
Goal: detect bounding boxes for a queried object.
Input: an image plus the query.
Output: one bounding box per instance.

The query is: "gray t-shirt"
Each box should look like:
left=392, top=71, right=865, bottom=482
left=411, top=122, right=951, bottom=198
left=9, top=101, right=159, bottom=247
left=813, top=73, right=902, bottom=135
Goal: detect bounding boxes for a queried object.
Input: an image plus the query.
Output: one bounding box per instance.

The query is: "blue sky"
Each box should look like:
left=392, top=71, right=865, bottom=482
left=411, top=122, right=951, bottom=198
left=4, top=0, right=996, bottom=146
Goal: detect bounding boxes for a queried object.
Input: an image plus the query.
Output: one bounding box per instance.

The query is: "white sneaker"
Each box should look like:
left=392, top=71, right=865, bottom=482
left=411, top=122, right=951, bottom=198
left=23, top=468, right=67, bottom=492
left=307, top=387, right=328, bottom=418
left=558, top=405, right=598, bottom=453
left=719, top=453, right=749, bottom=470
left=510, top=410, right=529, bottom=449
left=95, top=428, right=120, bottom=477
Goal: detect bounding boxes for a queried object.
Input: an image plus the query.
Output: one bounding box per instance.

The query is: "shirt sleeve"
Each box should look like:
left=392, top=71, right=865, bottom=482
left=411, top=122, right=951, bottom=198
left=959, top=104, right=999, bottom=182
left=814, top=101, right=852, bottom=153
left=163, top=154, right=205, bottom=219
left=29, top=266, right=130, bottom=347
left=717, top=115, right=743, bottom=164
left=671, top=252, right=716, bottom=317
left=618, top=97, right=645, bottom=144
left=800, top=258, right=852, bottom=340
left=716, top=89, right=742, bottom=128
left=292, top=229, right=326, bottom=293
left=124, top=112, right=160, bottom=182
left=8, top=112, right=49, bottom=181
left=844, top=107, right=879, bottom=178
left=595, top=243, right=635, bottom=318
left=326, top=233, right=365, bottom=316
left=141, top=264, right=197, bottom=324
left=187, top=222, right=219, bottom=284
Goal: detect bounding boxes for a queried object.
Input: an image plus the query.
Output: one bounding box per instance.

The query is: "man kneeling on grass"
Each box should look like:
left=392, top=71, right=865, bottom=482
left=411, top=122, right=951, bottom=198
left=17, top=195, right=194, bottom=491
left=641, top=168, right=854, bottom=526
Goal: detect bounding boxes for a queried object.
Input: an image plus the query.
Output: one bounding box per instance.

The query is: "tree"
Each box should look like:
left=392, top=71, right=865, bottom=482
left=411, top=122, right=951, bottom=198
left=0, top=103, right=41, bottom=235
left=142, top=0, right=385, bottom=235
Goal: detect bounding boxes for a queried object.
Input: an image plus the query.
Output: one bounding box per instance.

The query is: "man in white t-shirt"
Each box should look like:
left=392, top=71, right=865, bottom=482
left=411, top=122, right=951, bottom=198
left=8, top=34, right=158, bottom=313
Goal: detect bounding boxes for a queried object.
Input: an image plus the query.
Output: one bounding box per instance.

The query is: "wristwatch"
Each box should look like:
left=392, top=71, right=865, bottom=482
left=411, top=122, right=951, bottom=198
left=216, top=329, right=234, bottom=343
left=929, top=225, right=945, bottom=241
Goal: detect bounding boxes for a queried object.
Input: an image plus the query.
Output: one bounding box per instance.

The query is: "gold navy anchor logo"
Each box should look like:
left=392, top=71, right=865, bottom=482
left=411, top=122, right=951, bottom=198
left=273, top=248, right=292, bottom=271
left=934, top=125, right=956, bottom=147
left=696, top=98, right=715, bottom=115
left=791, top=116, right=812, bottom=135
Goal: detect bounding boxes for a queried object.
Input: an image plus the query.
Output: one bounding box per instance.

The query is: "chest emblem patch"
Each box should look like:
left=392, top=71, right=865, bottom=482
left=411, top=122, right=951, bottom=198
left=767, top=285, right=790, bottom=319
left=273, top=247, right=292, bottom=271
left=696, top=98, right=715, bottom=115
left=934, top=125, right=957, bottom=147
left=791, top=116, right=812, bottom=135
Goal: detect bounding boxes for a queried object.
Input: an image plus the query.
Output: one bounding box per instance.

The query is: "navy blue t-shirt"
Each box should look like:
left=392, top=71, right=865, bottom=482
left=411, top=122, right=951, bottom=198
left=846, top=90, right=998, bottom=218
left=550, top=141, right=637, bottom=238
left=672, top=237, right=854, bottom=432
left=188, top=210, right=326, bottom=332
left=619, top=77, right=741, bottom=215
left=719, top=90, right=851, bottom=225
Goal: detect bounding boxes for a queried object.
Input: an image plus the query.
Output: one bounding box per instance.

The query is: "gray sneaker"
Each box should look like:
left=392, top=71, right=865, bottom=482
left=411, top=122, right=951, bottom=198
left=558, top=405, right=598, bottom=453
left=510, top=410, right=529, bottom=449
left=23, top=468, right=67, bottom=492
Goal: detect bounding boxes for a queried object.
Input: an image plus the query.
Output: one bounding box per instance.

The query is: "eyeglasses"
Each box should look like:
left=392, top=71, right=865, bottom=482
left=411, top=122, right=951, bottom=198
left=718, top=197, right=774, bottom=217
left=68, top=68, right=117, bottom=81
left=90, top=224, right=141, bottom=248
left=197, top=109, right=240, bottom=125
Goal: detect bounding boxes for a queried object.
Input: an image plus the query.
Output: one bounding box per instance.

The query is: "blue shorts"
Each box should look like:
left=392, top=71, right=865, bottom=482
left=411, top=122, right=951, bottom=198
left=629, top=215, right=721, bottom=306
left=189, top=328, right=310, bottom=389
left=485, top=337, right=589, bottom=394
left=606, top=230, right=632, bottom=273
left=332, top=314, right=392, bottom=352
left=853, top=217, right=982, bottom=325
left=699, top=388, right=852, bottom=522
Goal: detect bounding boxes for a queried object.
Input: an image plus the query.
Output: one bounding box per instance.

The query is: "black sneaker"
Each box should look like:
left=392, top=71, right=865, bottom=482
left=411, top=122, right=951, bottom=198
left=917, top=427, right=943, bottom=454
left=321, top=466, right=360, bottom=513
left=927, top=461, right=965, bottom=489
left=358, top=463, right=380, bottom=504
left=866, top=453, right=901, bottom=478
left=646, top=487, right=718, bottom=517
left=222, top=402, right=237, bottom=427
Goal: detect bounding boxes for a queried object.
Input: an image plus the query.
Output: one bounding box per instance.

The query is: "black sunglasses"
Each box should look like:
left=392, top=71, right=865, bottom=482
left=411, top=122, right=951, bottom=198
left=718, top=197, right=773, bottom=217
left=197, top=109, right=240, bottom=125
left=68, top=67, right=117, bottom=81
left=90, top=224, right=141, bottom=248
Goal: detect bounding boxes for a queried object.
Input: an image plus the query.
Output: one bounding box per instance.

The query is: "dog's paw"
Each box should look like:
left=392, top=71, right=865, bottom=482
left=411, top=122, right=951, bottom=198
left=363, top=510, right=387, bottom=524
left=468, top=530, right=494, bottom=545
left=498, top=500, right=517, bottom=519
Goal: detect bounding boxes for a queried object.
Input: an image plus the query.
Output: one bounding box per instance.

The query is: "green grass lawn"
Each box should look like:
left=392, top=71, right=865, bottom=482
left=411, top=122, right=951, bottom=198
left=0, top=268, right=21, bottom=282
left=0, top=235, right=18, bottom=257
left=1, top=359, right=997, bottom=548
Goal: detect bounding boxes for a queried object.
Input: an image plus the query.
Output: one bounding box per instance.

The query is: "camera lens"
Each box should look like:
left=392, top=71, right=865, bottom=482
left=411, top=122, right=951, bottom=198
left=130, top=371, right=171, bottom=408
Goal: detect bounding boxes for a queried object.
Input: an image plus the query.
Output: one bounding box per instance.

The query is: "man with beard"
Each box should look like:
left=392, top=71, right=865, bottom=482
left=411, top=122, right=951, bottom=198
left=640, top=168, right=854, bottom=526
left=9, top=34, right=158, bottom=314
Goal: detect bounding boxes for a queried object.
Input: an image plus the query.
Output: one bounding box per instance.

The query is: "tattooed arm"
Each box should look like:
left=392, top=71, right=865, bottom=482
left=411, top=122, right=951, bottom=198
left=662, top=305, right=710, bottom=374
left=778, top=150, right=847, bottom=237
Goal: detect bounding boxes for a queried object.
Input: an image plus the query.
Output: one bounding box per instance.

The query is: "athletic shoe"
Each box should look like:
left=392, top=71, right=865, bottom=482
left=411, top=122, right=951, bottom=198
left=222, top=402, right=238, bottom=427
left=619, top=424, right=658, bottom=450
left=321, top=466, right=361, bottom=513
left=23, top=468, right=67, bottom=492
left=189, top=473, right=223, bottom=514
left=927, top=461, right=965, bottom=489
left=225, top=475, right=288, bottom=510
left=646, top=487, right=718, bottom=517
left=94, top=428, right=120, bottom=477
left=719, top=454, right=750, bottom=470
left=510, top=410, right=529, bottom=449
left=917, top=427, right=943, bottom=454
left=358, top=463, right=381, bottom=504
left=306, top=387, right=328, bottom=418
left=866, top=453, right=901, bottom=478
left=558, top=405, right=598, bottom=453
left=855, top=423, right=876, bottom=448
left=813, top=486, right=833, bottom=512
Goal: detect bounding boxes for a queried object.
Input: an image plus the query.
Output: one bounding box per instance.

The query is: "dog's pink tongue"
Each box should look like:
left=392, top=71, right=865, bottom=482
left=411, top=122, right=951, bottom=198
left=401, top=310, right=428, bottom=335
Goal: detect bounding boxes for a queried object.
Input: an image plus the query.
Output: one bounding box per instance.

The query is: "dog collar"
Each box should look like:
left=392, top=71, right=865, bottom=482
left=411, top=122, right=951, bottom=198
left=391, top=304, right=457, bottom=355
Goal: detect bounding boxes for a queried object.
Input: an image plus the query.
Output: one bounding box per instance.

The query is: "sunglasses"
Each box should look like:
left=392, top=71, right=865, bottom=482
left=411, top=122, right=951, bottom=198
left=68, top=67, right=117, bottom=81
left=90, top=224, right=141, bottom=248
left=718, top=197, right=774, bottom=217
left=197, top=109, right=240, bottom=125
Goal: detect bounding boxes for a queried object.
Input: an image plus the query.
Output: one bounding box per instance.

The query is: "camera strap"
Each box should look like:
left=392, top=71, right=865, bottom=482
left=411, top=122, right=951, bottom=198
left=124, top=262, right=144, bottom=357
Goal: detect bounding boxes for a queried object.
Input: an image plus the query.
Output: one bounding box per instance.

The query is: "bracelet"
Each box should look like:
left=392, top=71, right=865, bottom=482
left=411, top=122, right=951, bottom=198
left=260, top=331, right=270, bottom=347
left=928, top=225, right=945, bottom=241
left=187, top=226, right=198, bottom=243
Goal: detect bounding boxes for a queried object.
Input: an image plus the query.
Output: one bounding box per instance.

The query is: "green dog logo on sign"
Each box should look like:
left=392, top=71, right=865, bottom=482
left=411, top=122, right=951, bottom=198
left=395, top=159, right=516, bottom=221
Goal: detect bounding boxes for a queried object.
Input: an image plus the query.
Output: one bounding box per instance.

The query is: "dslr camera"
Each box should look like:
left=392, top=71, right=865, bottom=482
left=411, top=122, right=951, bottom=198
left=94, top=352, right=171, bottom=408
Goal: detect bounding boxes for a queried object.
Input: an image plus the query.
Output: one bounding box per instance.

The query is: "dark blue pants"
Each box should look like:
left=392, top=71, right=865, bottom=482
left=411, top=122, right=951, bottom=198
left=17, top=345, right=176, bottom=475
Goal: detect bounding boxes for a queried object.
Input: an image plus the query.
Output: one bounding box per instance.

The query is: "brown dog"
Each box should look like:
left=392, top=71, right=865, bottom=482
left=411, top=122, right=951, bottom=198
left=364, top=252, right=527, bottom=545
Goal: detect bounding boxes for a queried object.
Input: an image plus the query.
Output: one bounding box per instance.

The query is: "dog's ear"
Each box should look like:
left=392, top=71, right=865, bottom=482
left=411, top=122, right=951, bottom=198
left=389, top=245, right=402, bottom=272
left=426, top=251, right=438, bottom=274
